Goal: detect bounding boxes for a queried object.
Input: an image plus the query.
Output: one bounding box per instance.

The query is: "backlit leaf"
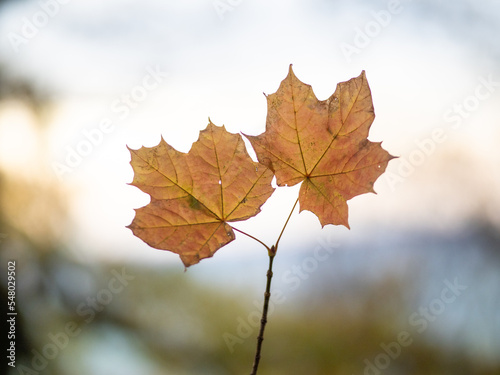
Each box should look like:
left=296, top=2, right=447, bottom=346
left=128, top=121, right=275, bottom=267
left=245, top=65, right=395, bottom=228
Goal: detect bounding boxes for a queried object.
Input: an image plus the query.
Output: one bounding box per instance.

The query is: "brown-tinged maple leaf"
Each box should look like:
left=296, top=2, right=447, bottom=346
left=245, top=65, right=395, bottom=228
left=127, top=121, right=274, bottom=267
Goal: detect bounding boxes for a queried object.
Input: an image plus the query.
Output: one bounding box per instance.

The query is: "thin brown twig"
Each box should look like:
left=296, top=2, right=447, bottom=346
left=250, top=251, right=274, bottom=375
left=250, top=197, right=299, bottom=374
left=231, top=226, right=271, bottom=252
left=274, top=197, right=299, bottom=252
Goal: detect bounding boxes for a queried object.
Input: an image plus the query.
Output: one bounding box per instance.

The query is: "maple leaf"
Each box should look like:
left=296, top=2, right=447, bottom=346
left=127, top=121, right=275, bottom=267
left=245, top=65, right=395, bottom=228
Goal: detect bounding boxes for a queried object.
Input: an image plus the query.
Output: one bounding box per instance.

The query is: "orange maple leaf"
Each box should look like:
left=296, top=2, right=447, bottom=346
left=127, top=121, right=275, bottom=267
left=246, top=66, right=395, bottom=228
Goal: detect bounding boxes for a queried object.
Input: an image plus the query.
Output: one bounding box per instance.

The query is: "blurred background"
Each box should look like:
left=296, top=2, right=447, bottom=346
left=0, top=0, right=499, bottom=374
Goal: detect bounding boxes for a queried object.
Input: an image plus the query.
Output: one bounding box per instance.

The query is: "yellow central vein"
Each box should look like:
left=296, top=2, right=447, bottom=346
left=209, top=126, right=225, bottom=221
left=290, top=75, right=308, bottom=176
left=308, top=76, right=365, bottom=177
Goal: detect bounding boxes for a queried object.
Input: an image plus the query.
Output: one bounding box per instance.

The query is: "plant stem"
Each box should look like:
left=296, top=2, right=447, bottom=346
left=250, top=251, right=275, bottom=375
left=232, top=226, right=271, bottom=253
left=250, top=198, right=299, bottom=374
left=275, top=197, right=299, bottom=251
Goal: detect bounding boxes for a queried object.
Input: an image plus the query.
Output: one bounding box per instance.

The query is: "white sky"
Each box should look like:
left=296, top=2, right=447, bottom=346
left=0, top=0, right=499, bottom=265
